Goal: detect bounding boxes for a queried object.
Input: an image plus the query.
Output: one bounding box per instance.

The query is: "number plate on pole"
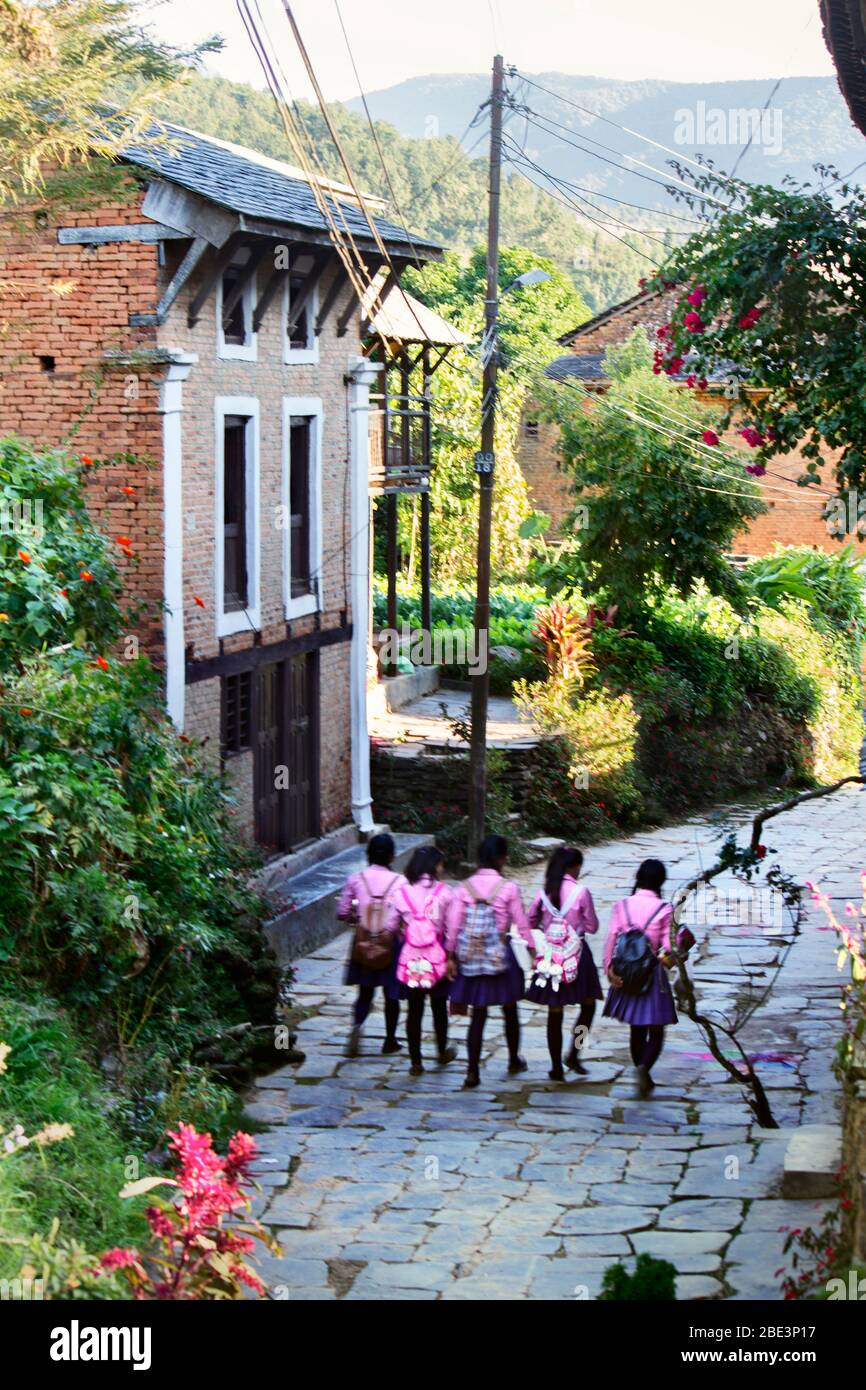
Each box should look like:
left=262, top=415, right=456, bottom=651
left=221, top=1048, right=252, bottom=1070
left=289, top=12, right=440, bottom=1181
left=474, top=451, right=495, bottom=474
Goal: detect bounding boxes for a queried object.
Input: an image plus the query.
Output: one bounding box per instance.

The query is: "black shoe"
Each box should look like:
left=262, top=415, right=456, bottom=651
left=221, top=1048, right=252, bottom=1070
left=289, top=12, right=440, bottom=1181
left=344, top=1026, right=361, bottom=1058
left=463, top=1069, right=480, bottom=1089
left=565, top=1048, right=588, bottom=1075
left=381, top=1037, right=402, bottom=1055
left=409, top=1061, right=424, bottom=1076
left=635, top=1064, right=652, bottom=1098
left=548, top=1067, right=566, bottom=1082
left=507, top=1056, right=528, bottom=1075
left=437, top=1046, right=458, bottom=1065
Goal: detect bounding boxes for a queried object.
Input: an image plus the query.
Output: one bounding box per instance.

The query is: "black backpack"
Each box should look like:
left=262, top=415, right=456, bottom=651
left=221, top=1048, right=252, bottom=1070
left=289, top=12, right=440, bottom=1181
left=612, top=900, right=666, bottom=995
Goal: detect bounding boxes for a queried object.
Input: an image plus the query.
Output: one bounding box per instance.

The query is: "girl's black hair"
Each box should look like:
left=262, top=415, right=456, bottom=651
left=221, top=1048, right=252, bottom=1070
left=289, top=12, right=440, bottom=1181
left=367, top=832, right=396, bottom=868
left=478, top=833, right=508, bottom=869
left=544, top=845, right=583, bottom=910
left=406, top=845, right=445, bottom=884
left=632, top=857, right=666, bottom=897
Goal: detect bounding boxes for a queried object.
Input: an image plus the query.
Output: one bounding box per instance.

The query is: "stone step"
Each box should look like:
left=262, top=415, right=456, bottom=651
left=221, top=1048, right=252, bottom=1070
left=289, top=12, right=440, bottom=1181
left=263, top=832, right=432, bottom=965
left=782, top=1123, right=843, bottom=1198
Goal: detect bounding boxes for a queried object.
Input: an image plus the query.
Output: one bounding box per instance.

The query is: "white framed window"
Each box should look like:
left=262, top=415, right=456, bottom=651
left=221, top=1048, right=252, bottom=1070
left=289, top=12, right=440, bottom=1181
left=217, top=249, right=258, bottom=362
left=283, top=255, right=320, bottom=366
left=282, top=396, right=323, bottom=621
left=214, top=396, right=261, bottom=637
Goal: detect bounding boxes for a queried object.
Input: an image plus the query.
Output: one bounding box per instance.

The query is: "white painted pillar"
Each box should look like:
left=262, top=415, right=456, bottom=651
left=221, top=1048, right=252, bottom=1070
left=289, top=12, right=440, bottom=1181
left=347, top=355, right=379, bottom=835
left=158, top=352, right=197, bottom=730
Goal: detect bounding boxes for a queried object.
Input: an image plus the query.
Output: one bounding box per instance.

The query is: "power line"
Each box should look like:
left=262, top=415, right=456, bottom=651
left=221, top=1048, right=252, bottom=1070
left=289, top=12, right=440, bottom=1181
left=729, top=78, right=782, bottom=179
left=332, top=0, right=424, bottom=270
left=401, top=109, right=490, bottom=214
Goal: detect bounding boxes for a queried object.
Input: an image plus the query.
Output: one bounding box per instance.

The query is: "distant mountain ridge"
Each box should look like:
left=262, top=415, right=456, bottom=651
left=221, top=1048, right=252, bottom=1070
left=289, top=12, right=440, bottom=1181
left=345, top=71, right=862, bottom=206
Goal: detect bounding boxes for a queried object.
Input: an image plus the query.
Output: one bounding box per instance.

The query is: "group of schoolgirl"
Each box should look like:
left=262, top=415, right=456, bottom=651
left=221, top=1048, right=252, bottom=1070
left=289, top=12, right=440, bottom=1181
left=337, top=830, right=683, bottom=1095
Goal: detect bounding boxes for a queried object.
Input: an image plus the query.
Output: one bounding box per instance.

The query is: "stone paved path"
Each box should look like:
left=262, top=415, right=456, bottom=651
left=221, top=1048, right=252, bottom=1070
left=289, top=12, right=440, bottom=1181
left=246, top=788, right=864, bottom=1300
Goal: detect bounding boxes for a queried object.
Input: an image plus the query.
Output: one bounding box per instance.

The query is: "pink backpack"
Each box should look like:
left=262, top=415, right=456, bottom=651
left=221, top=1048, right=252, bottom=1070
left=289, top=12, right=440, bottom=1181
left=396, top=883, right=447, bottom=990
left=531, top=885, right=584, bottom=992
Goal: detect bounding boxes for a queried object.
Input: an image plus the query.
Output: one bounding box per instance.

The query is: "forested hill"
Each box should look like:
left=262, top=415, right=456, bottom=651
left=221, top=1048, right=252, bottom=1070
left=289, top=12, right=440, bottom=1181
left=154, top=72, right=654, bottom=313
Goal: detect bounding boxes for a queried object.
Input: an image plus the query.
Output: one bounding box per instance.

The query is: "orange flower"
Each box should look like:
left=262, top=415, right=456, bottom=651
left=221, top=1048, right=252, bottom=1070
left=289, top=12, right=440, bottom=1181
left=81, top=455, right=94, bottom=466
left=80, top=570, right=93, bottom=582
left=18, top=550, right=30, bottom=564
left=121, top=486, right=135, bottom=496
left=193, top=595, right=205, bottom=609
left=115, top=535, right=131, bottom=547
left=120, top=546, right=134, bottom=558
left=19, top=707, right=32, bottom=716
left=95, top=655, right=109, bottom=671
left=58, top=589, right=67, bottom=598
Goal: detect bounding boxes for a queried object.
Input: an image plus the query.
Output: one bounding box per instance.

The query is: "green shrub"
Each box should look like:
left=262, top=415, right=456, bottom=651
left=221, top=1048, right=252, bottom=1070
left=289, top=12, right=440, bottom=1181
left=600, top=1252, right=677, bottom=1300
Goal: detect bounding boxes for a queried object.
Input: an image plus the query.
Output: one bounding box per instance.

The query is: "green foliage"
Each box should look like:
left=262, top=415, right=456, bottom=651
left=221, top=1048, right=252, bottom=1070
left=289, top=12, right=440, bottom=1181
left=544, top=328, right=765, bottom=605
left=650, top=163, right=866, bottom=496
left=0, top=0, right=219, bottom=206
left=0, top=998, right=142, bottom=1282
left=600, top=1252, right=677, bottom=1300
left=744, top=545, right=866, bottom=660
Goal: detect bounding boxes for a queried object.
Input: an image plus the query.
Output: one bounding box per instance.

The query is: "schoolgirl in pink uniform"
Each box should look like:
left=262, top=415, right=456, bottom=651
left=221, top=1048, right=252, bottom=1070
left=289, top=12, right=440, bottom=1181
left=602, top=857, right=678, bottom=1097
left=445, top=834, right=535, bottom=1089
left=526, top=846, right=602, bottom=1080
left=386, top=845, right=458, bottom=1076
left=337, top=832, right=406, bottom=1058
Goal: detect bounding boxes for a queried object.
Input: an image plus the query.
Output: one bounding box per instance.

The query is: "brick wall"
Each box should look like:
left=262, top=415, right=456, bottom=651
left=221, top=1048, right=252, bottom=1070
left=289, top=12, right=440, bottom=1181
left=0, top=180, right=363, bottom=846
left=0, top=177, right=169, bottom=654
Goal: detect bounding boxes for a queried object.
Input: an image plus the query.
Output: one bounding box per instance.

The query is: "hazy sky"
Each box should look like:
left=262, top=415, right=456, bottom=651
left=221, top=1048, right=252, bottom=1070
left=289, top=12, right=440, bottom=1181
left=153, top=0, right=836, bottom=100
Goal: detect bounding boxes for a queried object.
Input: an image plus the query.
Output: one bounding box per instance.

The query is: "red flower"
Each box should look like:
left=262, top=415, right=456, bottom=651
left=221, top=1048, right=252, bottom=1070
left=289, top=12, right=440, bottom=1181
left=58, top=588, right=67, bottom=598
left=115, top=535, right=131, bottom=547
left=121, top=485, right=135, bottom=495
left=95, top=655, right=109, bottom=671
left=739, top=307, right=762, bottom=329
left=697, top=377, right=708, bottom=390
left=18, top=550, right=30, bottom=564
left=665, top=356, right=684, bottom=375
left=80, top=455, right=94, bottom=466
left=701, top=429, right=720, bottom=447
left=120, top=546, right=134, bottom=558
left=683, top=310, right=705, bottom=333
left=19, top=707, right=32, bottom=716
left=80, top=570, right=93, bottom=581
left=687, top=284, right=706, bottom=307
left=739, top=426, right=764, bottom=448
left=756, top=844, right=767, bottom=859
left=193, top=595, right=205, bottom=609
left=655, top=323, right=671, bottom=340
left=745, top=463, right=767, bottom=477
left=100, top=1247, right=141, bottom=1272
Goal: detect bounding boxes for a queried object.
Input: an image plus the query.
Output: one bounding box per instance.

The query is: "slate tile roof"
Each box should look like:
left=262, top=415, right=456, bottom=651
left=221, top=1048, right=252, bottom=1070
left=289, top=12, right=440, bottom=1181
left=545, top=352, right=731, bottom=383
left=123, top=120, right=440, bottom=255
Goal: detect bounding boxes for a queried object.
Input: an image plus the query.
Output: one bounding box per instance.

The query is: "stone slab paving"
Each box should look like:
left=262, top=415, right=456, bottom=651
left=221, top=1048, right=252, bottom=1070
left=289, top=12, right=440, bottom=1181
left=248, top=787, right=863, bottom=1300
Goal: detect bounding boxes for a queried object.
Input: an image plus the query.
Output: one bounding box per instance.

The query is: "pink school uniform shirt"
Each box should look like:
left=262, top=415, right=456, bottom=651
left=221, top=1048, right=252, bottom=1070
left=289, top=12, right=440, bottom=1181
left=603, top=888, right=673, bottom=973
left=336, top=865, right=407, bottom=924
left=445, top=868, right=534, bottom=954
left=528, top=875, right=599, bottom=936
left=386, top=875, right=454, bottom=943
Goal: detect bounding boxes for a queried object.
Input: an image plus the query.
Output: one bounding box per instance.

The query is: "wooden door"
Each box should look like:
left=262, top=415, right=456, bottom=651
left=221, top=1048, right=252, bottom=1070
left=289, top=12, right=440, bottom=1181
left=253, top=654, right=319, bottom=855
left=253, top=661, right=283, bottom=853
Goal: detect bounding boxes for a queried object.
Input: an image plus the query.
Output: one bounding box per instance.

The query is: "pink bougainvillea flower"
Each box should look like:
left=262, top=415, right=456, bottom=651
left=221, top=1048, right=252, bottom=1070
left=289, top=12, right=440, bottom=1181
left=739, top=426, right=765, bottom=448
left=701, top=429, right=720, bottom=446
left=745, top=463, right=767, bottom=477
left=99, top=1248, right=142, bottom=1272
left=683, top=311, right=705, bottom=333
left=687, top=284, right=707, bottom=307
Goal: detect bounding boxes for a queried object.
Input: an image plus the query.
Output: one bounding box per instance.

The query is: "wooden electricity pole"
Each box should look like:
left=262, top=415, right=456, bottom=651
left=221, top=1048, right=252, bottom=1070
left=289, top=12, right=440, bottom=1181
left=467, top=53, right=504, bottom=859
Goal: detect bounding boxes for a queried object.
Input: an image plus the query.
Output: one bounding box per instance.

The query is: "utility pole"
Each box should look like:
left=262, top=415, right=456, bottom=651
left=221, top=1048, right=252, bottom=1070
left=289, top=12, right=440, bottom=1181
left=467, top=53, right=504, bottom=860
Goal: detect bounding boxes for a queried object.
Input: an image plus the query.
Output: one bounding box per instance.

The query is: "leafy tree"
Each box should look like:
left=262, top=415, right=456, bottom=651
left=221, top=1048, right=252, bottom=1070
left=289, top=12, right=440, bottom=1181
left=0, top=0, right=218, bottom=205
left=545, top=327, right=765, bottom=606
left=648, top=164, right=866, bottom=502
left=395, top=247, right=588, bottom=582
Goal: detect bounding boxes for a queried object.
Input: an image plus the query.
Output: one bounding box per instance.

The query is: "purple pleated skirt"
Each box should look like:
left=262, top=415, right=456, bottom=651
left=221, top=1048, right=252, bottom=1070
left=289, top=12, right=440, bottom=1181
left=525, top=942, right=604, bottom=1007
left=344, top=938, right=402, bottom=1000
left=449, top=940, right=526, bottom=1008
left=603, top=960, right=678, bottom=1027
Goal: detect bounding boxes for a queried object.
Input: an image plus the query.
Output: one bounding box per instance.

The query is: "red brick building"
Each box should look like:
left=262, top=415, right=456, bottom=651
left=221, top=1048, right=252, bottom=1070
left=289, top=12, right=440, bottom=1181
left=520, top=287, right=866, bottom=559
left=0, top=123, right=439, bottom=861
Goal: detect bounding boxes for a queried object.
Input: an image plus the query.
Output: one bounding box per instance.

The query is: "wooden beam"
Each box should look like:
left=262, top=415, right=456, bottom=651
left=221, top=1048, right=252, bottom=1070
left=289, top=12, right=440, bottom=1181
left=315, top=267, right=349, bottom=336
left=186, top=623, right=352, bottom=685
left=150, top=235, right=209, bottom=325
left=337, top=286, right=362, bottom=338
left=287, top=251, right=330, bottom=334
left=58, top=223, right=188, bottom=245
left=187, top=236, right=241, bottom=328
left=221, top=243, right=267, bottom=326
left=252, top=265, right=288, bottom=334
